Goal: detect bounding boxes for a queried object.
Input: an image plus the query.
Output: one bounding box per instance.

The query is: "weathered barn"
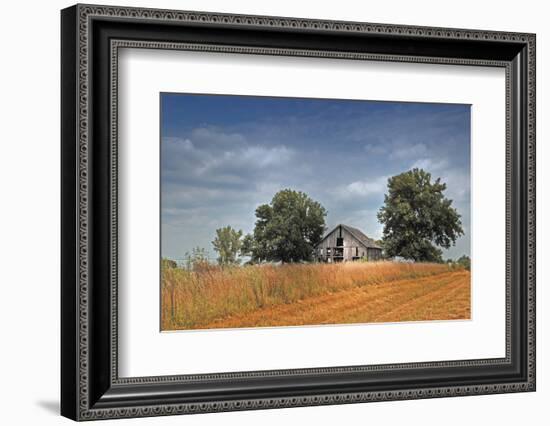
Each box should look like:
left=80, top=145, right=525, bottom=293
left=315, top=224, right=382, bottom=262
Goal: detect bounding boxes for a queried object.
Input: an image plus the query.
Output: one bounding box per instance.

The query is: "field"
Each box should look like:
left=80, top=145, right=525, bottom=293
left=161, top=261, right=470, bottom=331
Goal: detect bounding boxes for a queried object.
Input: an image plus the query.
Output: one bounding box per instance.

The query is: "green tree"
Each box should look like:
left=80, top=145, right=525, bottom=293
left=377, top=168, right=464, bottom=262
left=240, top=233, right=255, bottom=258
left=456, top=255, right=471, bottom=271
left=248, top=189, right=327, bottom=263
left=212, top=226, right=243, bottom=266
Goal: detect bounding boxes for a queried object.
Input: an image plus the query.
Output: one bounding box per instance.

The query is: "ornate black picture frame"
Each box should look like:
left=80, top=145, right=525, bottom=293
left=61, top=4, right=536, bottom=421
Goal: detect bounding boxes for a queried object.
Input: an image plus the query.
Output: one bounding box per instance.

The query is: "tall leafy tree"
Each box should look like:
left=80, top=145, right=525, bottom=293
left=240, top=233, right=256, bottom=260
left=377, top=168, right=463, bottom=262
left=248, top=189, right=327, bottom=263
left=212, top=226, right=243, bottom=266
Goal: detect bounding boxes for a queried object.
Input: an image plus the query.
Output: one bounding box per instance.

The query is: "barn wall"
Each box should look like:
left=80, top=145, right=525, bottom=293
left=316, top=226, right=377, bottom=261
left=342, top=227, right=367, bottom=260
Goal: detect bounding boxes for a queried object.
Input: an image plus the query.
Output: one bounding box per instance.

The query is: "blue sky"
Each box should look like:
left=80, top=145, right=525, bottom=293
left=161, top=93, right=471, bottom=261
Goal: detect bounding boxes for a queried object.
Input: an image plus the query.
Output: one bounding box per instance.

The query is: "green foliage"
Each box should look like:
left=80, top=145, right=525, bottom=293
left=456, top=255, right=471, bottom=271
left=212, top=226, right=243, bottom=266
left=377, top=168, right=464, bottom=262
left=161, top=258, right=178, bottom=270
left=183, top=247, right=211, bottom=271
left=373, top=239, right=389, bottom=259
left=247, top=189, right=327, bottom=263
left=240, top=233, right=255, bottom=258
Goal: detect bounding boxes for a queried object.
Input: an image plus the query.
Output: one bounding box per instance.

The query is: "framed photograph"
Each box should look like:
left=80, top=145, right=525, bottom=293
left=61, top=4, right=536, bottom=421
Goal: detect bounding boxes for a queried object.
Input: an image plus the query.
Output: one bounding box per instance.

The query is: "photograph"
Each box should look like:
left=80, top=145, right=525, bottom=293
left=56, top=3, right=536, bottom=420
left=160, top=93, right=472, bottom=331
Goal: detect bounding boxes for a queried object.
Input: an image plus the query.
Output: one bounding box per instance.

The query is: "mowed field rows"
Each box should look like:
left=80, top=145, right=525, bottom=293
left=161, top=262, right=470, bottom=330
left=204, top=270, right=470, bottom=329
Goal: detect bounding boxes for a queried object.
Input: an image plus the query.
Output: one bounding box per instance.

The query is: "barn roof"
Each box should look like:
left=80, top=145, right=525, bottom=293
left=317, top=224, right=382, bottom=250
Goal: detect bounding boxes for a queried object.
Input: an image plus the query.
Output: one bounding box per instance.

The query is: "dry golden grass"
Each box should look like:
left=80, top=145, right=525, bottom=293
left=161, top=261, right=468, bottom=330
left=204, top=270, right=470, bottom=328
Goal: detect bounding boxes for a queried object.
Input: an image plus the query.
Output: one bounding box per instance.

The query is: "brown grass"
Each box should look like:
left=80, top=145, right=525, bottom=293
left=161, top=261, right=469, bottom=330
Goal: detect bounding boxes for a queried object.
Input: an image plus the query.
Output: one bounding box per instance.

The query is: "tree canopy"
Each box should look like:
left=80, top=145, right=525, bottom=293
left=377, top=168, right=463, bottom=262
left=212, top=226, right=243, bottom=266
left=456, top=255, right=471, bottom=271
left=244, top=189, right=327, bottom=263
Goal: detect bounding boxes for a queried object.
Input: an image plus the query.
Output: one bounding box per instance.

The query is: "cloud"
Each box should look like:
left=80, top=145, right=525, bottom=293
left=440, top=169, right=470, bottom=204
left=337, top=176, right=388, bottom=199
left=411, top=157, right=449, bottom=171
left=390, top=143, right=428, bottom=160
left=193, top=145, right=293, bottom=176
left=240, top=145, right=294, bottom=168
left=163, top=137, right=194, bottom=151
left=189, top=127, right=247, bottom=148
left=161, top=129, right=296, bottom=188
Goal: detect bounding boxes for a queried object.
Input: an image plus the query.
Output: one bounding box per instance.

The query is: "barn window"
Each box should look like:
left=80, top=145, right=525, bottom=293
left=356, top=247, right=359, bottom=256
left=320, top=248, right=323, bottom=255
left=336, top=237, right=344, bottom=246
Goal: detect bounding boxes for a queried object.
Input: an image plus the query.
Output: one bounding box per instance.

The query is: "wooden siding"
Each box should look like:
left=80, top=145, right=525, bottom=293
left=316, top=225, right=381, bottom=262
